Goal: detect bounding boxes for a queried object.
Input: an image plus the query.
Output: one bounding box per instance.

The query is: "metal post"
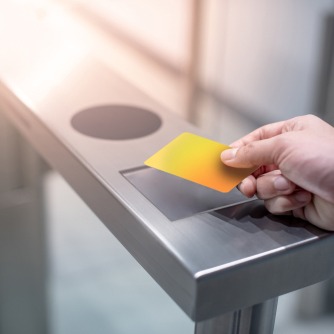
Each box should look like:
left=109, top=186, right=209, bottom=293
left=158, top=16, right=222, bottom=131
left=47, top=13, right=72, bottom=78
left=195, top=298, right=278, bottom=334
left=0, top=111, right=49, bottom=334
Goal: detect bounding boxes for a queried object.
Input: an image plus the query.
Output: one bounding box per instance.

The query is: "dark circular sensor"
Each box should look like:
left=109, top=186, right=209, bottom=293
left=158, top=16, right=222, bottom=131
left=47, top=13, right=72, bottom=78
left=71, top=105, right=162, bottom=140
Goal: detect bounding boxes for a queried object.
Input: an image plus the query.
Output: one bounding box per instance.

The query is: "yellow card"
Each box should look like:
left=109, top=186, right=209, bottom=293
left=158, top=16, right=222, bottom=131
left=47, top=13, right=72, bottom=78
left=144, top=132, right=256, bottom=193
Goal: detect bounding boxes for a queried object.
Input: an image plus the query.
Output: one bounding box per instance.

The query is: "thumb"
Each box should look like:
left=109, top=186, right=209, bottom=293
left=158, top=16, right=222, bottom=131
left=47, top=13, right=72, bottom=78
left=221, top=138, right=279, bottom=168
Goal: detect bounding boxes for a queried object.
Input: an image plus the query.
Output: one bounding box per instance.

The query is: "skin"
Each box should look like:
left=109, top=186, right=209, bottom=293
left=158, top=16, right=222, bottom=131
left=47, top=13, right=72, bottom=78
left=221, top=114, right=334, bottom=231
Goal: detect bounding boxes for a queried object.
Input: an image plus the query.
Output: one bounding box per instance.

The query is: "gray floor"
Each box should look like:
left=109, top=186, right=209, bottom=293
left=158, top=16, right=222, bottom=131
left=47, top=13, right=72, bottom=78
left=45, top=171, right=334, bottom=334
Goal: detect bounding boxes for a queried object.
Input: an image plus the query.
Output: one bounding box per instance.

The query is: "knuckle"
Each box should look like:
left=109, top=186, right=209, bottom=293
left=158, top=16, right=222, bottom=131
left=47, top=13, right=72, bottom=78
left=241, top=143, right=257, bottom=164
left=304, top=114, right=318, bottom=122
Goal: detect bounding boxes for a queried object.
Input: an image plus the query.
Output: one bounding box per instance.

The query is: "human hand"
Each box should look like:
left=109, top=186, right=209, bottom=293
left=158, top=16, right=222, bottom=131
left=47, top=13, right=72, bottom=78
left=221, top=115, right=334, bottom=231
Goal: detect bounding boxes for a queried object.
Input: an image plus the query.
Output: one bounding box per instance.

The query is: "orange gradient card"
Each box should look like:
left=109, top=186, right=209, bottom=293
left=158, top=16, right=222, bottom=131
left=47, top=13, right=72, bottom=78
left=144, top=132, right=256, bottom=193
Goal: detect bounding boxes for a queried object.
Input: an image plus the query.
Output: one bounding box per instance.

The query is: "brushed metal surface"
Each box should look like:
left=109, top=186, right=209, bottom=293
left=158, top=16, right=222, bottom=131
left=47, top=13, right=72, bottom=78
left=1, top=2, right=334, bottom=323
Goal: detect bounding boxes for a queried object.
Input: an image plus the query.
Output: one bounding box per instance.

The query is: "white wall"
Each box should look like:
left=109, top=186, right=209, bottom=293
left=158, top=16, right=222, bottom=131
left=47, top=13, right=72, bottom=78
left=201, top=0, right=334, bottom=123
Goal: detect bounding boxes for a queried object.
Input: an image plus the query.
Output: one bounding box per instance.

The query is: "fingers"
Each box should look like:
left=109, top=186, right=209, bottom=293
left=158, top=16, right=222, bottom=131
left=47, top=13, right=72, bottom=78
left=256, top=172, right=296, bottom=199
left=221, top=119, right=296, bottom=169
left=236, top=171, right=312, bottom=216
left=264, top=191, right=312, bottom=215
left=229, top=120, right=286, bottom=147
left=237, top=175, right=257, bottom=198
left=221, top=137, right=281, bottom=168
left=237, top=171, right=294, bottom=198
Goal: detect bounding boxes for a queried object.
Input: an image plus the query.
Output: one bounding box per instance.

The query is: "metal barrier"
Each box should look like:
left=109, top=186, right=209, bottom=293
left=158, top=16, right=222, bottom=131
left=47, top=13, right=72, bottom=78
left=1, top=6, right=334, bottom=332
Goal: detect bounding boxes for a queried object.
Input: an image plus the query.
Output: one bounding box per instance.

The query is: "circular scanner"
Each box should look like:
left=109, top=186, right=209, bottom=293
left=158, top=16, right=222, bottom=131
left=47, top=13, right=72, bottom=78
left=71, top=105, right=162, bottom=140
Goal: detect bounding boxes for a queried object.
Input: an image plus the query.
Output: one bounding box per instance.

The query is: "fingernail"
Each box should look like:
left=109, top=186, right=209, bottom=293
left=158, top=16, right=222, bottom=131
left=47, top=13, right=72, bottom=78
left=274, top=176, right=290, bottom=191
left=221, top=148, right=238, bottom=161
left=239, top=178, right=255, bottom=198
left=295, top=191, right=310, bottom=203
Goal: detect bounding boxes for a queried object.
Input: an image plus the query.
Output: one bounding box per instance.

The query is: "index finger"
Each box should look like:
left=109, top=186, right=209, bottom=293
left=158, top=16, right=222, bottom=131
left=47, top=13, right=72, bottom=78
left=230, top=120, right=286, bottom=147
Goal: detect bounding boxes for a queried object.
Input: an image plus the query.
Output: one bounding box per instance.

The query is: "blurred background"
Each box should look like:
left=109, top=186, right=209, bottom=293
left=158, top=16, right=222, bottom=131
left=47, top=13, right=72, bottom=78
left=1, top=0, right=334, bottom=333
left=59, top=0, right=334, bottom=134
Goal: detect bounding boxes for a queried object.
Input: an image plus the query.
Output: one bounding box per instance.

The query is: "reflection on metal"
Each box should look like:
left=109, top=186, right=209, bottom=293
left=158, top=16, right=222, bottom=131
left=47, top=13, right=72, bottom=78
left=122, top=166, right=254, bottom=221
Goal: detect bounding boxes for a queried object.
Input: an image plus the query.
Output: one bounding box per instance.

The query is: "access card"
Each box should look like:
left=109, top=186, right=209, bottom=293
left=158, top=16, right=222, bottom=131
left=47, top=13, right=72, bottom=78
left=144, top=132, right=256, bottom=193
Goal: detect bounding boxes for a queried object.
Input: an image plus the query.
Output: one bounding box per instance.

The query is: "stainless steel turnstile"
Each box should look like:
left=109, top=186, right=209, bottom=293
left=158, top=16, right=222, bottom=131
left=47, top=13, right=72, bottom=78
left=1, top=3, right=334, bottom=333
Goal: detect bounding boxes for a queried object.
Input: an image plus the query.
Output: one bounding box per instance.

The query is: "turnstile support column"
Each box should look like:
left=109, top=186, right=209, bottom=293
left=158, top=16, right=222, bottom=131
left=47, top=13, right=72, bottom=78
left=195, top=298, right=278, bottom=334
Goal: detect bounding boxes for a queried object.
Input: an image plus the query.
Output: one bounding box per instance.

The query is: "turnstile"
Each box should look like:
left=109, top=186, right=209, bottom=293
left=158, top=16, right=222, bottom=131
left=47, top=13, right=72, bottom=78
left=1, top=3, right=334, bottom=333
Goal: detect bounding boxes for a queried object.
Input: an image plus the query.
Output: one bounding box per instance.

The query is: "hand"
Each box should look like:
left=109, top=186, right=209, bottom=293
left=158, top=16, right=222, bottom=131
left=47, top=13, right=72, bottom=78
left=221, top=114, right=334, bottom=231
